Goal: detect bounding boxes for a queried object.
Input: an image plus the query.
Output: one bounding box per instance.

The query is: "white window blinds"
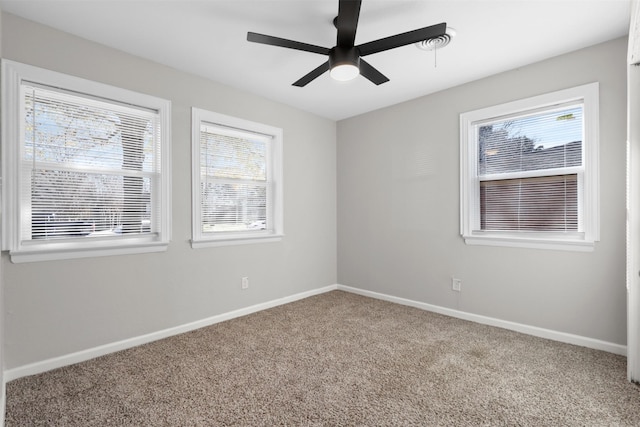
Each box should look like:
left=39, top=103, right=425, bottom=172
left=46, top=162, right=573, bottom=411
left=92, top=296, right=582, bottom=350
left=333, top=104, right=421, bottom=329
left=191, top=107, right=282, bottom=247
left=477, top=104, right=583, bottom=233
left=23, top=83, right=162, bottom=240
left=199, top=123, right=271, bottom=234
left=460, top=83, right=598, bottom=251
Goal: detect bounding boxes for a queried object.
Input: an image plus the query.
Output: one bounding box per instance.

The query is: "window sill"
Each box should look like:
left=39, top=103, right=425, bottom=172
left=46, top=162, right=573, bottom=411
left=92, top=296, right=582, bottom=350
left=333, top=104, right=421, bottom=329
left=8, top=240, right=169, bottom=263
left=462, top=234, right=595, bottom=252
left=191, top=234, right=283, bottom=249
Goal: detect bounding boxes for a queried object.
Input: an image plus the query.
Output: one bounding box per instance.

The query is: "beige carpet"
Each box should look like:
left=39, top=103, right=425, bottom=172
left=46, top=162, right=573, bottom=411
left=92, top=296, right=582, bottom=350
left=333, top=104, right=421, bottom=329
left=5, top=290, right=640, bottom=426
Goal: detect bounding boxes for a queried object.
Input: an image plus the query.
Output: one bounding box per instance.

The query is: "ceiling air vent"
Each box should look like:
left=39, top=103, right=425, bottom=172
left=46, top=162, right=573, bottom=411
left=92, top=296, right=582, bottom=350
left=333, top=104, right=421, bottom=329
left=416, top=28, right=456, bottom=51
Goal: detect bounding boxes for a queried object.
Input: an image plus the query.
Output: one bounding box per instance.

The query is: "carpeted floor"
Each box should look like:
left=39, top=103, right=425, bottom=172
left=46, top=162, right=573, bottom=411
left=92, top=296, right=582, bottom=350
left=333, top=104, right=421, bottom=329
left=5, top=290, right=640, bottom=426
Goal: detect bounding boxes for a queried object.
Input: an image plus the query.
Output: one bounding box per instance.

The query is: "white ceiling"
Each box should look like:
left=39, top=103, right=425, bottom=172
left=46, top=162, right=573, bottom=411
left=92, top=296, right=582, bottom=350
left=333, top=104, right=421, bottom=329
left=0, top=0, right=631, bottom=120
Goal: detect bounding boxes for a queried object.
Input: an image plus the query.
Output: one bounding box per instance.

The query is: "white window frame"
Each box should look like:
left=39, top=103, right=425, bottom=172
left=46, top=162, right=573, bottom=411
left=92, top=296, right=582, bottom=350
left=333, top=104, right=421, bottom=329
left=191, top=108, right=283, bottom=248
left=1, top=60, right=172, bottom=263
left=460, top=83, right=599, bottom=251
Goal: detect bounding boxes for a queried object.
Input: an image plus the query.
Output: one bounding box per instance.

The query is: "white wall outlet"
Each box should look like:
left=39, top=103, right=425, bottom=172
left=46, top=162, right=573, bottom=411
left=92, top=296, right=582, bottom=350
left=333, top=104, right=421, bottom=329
left=452, top=278, right=462, bottom=292
left=241, top=277, right=249, bottom=290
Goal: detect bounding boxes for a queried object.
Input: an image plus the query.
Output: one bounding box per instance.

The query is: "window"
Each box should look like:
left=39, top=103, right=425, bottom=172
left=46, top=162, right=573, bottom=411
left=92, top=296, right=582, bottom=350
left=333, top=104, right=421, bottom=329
left=2, top=60, right=171, bottom=263
left=460, top=83, right=599, bottom=251
left=191, top=108, right=283, bottom=247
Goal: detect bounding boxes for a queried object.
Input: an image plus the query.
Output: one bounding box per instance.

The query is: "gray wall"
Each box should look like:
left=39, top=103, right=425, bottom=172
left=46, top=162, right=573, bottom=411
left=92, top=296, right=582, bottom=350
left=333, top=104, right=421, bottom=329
left=337, top=37, right=628, bottom=345
left=1, top=13, right=337, bottom=370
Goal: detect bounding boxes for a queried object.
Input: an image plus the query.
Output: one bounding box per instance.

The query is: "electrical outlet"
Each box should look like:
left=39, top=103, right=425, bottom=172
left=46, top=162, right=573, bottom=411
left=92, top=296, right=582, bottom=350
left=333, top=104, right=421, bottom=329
left=241, top=277, right=249, bottom=290
left=452, top=278, right=462, bottom=292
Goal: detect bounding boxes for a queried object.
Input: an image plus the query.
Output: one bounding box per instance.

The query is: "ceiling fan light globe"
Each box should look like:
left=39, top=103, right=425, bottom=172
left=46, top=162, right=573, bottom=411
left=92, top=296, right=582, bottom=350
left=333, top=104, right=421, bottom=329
left=330, top=64, right=360, bottom=81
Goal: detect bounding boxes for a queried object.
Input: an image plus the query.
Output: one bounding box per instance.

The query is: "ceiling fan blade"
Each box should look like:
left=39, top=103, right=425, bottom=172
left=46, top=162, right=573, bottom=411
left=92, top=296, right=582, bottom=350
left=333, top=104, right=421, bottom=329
left=247, top=32, right=330, bottom=55
left=336, top=0, right=362, bottom=47
left=292, top=61, right=331, bottom=87
left=357, top=22, right=447, bottom=56
left=359, top=59, right=389, bottom=85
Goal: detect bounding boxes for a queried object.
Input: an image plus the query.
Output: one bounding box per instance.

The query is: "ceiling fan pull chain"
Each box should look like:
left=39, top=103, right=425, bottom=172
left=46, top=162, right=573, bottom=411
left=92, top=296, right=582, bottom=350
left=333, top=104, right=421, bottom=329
left=434, top=45, right=437, bottom=68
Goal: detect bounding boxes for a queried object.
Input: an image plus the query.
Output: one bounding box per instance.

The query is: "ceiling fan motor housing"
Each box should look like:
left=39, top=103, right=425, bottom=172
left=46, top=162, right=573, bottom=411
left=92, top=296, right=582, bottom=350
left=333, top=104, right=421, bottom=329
left=329, top=46, right=361, bottom=81
left=329, top=46, right=360, bottom=70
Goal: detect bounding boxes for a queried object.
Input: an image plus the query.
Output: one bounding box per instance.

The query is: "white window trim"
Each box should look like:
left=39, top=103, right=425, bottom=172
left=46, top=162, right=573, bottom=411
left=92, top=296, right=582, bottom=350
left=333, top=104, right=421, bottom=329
left=460, top=82, right=600, bottom=251
left=190, top=108, right=283, bottom=248
left=1, top=60, right=172, bottom=263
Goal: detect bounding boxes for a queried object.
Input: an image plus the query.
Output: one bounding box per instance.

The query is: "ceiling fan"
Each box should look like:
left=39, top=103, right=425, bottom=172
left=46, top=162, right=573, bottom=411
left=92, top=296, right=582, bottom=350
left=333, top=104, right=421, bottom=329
left=247, top=0, right=447, bottom=87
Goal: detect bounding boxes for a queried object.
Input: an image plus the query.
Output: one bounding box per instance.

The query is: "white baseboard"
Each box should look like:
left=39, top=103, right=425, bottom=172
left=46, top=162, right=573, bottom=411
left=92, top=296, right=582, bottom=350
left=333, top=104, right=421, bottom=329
left=4, top=283, right=626, bottom=383
left=4, top=285, right=339, bottom=382
left=337, top=284, right=627, bottom=356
